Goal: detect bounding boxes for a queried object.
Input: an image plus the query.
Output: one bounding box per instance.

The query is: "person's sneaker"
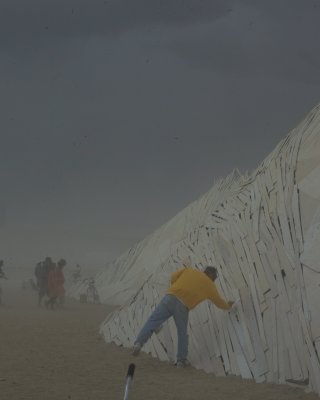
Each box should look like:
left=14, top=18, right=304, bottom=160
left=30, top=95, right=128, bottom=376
left=176, top=359, right=191, bottom=368
left=132, top=343, right=142, bottom=356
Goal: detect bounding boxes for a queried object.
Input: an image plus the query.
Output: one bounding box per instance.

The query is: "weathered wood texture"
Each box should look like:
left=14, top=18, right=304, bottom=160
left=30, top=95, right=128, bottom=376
left=72, top=104, right=320, bottom=394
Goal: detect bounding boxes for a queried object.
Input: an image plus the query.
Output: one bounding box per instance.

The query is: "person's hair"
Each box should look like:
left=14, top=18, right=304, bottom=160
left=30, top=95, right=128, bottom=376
left=204, top=266, right=218, bottom=280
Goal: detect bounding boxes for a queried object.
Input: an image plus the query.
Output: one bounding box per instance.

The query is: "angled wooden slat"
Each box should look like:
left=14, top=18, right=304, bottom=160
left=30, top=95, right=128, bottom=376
left=298, top=307, right=320, bottom=393
left=291, top=184, right=304, bottom=252
left=248, top=273, right=267, bottom=350
left=214, top=309, right=231, bottom=373
left=229, top=311, right=254, bottom=379
left=205, top=302, right=222, bottom=357
left=240, top=287, right=268, bottom=381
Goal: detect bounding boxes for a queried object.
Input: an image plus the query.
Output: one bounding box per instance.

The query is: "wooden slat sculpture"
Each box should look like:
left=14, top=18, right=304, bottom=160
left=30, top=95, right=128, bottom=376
left=81, top=104, right=320, bottom=393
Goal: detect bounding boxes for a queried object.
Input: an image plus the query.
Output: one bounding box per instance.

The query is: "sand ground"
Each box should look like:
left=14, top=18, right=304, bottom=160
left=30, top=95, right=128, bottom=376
left=0, top=286, right=319, bottom=400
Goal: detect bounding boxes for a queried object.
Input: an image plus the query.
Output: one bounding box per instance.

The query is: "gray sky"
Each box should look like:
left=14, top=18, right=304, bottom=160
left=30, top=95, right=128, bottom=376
left=1, top=0, right=320, bottom=272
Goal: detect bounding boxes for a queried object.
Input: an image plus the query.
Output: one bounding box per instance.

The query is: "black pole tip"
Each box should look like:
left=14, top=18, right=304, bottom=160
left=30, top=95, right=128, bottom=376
left=127, top=363, right=135, bottom=378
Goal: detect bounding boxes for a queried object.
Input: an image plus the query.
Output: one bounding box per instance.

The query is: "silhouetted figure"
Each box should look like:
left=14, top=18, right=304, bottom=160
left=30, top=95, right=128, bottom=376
left=56, top=258, right=66, bottom=308
left=35, top=257, right=51, bottom=306
left=72, top=264, right=81, bottom=283
left=0, top=259, right=8, bottom=305
left=46, top=262, right=58, bottom=310
left=132, top=266, right=234, bottom=367
left=34, top=262, right=42, bottom=289
left=0, top=259, right=6, bottom=279
left=87, top=277, right=100, bottom=304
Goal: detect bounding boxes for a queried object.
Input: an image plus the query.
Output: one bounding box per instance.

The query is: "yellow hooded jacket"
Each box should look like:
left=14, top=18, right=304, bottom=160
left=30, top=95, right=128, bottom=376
left=167, top=267, right=231, bottom=311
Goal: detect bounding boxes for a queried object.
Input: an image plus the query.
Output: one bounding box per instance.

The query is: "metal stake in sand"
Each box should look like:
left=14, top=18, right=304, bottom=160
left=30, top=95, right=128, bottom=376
left=123, top=363, right=135, bottom=400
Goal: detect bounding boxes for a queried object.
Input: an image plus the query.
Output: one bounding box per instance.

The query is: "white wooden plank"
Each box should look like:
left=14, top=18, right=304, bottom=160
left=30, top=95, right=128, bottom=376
left=291, top=184, right=304, bottom=252
left=229, top=311, right=254, bottom=379
left=239, top=287, right=268, bottom=380
left=215, top=309, right=231, bottom=373
left=248, top=273, right=268, bottom=350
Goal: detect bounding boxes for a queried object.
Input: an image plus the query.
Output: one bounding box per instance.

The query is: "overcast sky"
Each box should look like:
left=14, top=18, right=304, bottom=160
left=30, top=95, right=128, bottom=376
left=1, top=0, right=320, bottom=272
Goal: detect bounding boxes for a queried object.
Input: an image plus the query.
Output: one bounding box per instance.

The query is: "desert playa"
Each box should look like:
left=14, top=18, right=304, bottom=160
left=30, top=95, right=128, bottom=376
left=0, top=287, right=319, bottom=400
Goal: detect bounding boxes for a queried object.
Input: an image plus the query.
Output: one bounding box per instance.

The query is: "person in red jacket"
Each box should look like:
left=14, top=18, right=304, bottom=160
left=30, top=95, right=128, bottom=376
left=46, top=259, right=67, bottom=309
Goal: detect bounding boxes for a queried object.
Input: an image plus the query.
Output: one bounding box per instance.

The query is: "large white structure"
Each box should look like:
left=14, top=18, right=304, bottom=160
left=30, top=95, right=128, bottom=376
left=83, top=104, right=320, bottom=393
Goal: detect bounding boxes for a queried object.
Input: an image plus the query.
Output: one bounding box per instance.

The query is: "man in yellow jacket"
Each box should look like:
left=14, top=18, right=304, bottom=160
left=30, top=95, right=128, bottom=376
left=132, top=266, right=234, bottom=367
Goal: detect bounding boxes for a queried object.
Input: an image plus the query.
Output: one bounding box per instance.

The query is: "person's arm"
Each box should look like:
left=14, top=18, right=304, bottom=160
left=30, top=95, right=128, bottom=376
left=209, top=284, right=233, bottom=310
left=170, top=268, right=185, bottom=285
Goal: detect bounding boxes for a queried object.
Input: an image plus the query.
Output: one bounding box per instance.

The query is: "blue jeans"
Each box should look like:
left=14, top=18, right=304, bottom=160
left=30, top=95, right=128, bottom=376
left=134, top=294, right=189, bottom=361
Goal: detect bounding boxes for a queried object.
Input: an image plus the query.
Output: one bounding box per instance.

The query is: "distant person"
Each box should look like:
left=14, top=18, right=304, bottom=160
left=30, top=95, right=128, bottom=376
left=72, top=264, right=82, bottom=283
left=34, top=262, right=42, bottom=287
left=0, top=259, right=8, bottom=305
left=87, top=277, right=100, bottom=304
left=34, top=258, right=51, bottom=306
left=56, top=258, right=67, bottom=308
left=0, top=259, right=7, bottom=279
left=132, top=266, right=234, bottom=367
left=46, top=262, right=58, bottom=310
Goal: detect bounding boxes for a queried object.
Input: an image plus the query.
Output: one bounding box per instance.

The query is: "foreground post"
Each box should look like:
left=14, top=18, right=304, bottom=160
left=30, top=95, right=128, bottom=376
left=123, top=363, right=135, bottom=400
